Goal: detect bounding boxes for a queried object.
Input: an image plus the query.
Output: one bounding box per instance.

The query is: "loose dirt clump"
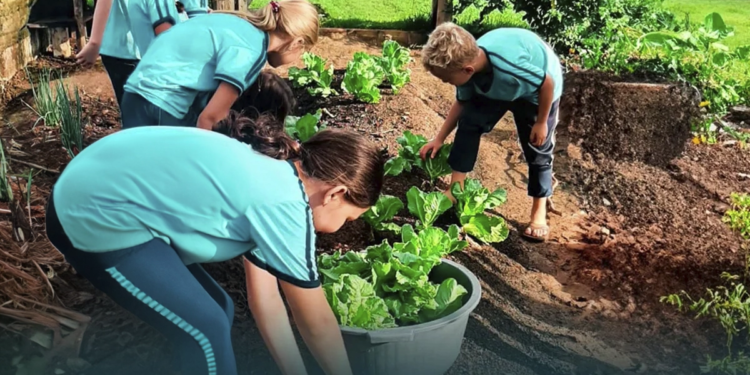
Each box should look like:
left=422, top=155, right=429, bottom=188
left=560, top=71, right=701, bottom=168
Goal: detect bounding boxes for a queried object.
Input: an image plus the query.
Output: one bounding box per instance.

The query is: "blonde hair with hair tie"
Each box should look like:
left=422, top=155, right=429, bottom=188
left=215, top=0, right=319, bottom=48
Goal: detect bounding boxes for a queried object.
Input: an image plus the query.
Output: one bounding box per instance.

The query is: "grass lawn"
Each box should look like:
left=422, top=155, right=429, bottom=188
left=663, top=0, right=750, bottom=48
left=250, top=0, right=433, bottom=30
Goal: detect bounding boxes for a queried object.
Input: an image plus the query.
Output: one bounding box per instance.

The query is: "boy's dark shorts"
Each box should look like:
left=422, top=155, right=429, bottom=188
left=449, top=96, right=560, bottom=198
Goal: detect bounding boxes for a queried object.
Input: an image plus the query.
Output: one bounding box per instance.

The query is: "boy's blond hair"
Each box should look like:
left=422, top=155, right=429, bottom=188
left=421, top=22, right=479, bottom=71
left=216, top=0, right=319, bottom=48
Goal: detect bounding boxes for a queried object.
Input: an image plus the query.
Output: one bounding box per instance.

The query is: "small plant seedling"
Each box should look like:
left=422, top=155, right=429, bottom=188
left=288, top=53, right=338, bottom=98
left=362, top=194, right=404, bottom=235
left=285, top=109, right=326, bottom=142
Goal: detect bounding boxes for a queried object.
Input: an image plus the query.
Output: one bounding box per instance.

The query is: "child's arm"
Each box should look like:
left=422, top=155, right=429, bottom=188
left=420, top=99, right=464, bottom=159
left=76, top=0, right=114, bottom=66
left=280, top=282, right=354, bottom=375
left=197, top=83, right=239, bottom=129
left=530, top=74, right=555, bottom=147
left=244, top=259, right=309, bottom=375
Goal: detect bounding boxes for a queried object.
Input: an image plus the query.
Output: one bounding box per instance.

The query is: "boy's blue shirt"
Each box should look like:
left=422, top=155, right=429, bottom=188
left=456, top=28, right=564, bottom=105
left=123, top=14, right=269, bottom=120
left=99, top=0, right=140, bottom=60
left=181, top=0, right=210, bottom=17
left=126, top=0, right=180, bottom=56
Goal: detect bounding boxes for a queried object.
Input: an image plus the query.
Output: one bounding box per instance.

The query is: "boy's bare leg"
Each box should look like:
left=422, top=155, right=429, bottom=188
left=528, top=197, right=548, bottom=237
left=444, top=171, right=467, bottom=202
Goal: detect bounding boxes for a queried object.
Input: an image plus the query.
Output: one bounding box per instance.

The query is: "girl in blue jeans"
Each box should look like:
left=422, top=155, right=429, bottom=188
left=46, top=114, right=385, bottom=375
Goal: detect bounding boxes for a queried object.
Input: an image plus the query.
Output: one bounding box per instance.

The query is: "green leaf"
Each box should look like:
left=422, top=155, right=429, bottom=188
left=736, top=46, right=750, bottom=60
left=463, top=214, right=510, bottom=244
left=384, top=156, right=410, bottom=176
left=711, top=51, right=731, bottom=67
left=704, top=12, right=728, bottom=34
left=406, top=186, right=453, bottom=229
left=416, top=143, right=453, bottom=183
left=418, top=278, right=467, bottom=321
left=365, top=240, right=393, bottom=263
left=641, top=31, right=677, bottom=48
left=362, top=195, right=404, bottom=231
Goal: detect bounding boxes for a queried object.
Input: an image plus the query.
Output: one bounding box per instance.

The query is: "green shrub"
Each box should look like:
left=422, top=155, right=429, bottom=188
left=452, top=0, right=529, bottom=35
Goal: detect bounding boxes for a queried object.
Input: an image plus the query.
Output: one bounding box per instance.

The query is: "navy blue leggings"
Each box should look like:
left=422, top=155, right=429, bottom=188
left=46, top=194, right=237, bottom=375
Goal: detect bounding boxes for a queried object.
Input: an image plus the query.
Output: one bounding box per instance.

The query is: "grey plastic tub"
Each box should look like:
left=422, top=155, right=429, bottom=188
left=339, top=259, right=482, bottom=375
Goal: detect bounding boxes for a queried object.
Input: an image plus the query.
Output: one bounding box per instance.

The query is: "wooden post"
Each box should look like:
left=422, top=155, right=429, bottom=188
left=236, top=0, right=248, bottom=11
left=214, top=0, right=234, bottom=10
left=433, top=0, right=451, bottom=27
left=73, top=0, right=87, bottom=50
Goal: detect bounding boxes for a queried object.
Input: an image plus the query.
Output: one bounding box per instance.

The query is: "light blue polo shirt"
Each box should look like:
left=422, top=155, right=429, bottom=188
left=457, top=28, right=564, bottom=105
left=123, top=13, right=269, bottom=120
left=182, top=0, right=210, bottom=17
left=125, top=0, right=181, bottom=56
left=53, top=127, right=319, bottom=287
left=99, top=0, right=140, bottom=60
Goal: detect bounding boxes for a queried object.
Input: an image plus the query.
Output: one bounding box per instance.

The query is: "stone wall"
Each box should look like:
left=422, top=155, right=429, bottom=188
left=0, top=0, right=34, bottom=80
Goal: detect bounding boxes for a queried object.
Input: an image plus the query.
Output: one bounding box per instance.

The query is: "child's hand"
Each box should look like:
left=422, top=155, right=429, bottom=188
left=420, top=138, right=444, bottom=159
left=530, top=121, right=548, bottom=147
left=76, top=42, right=100, bottom=67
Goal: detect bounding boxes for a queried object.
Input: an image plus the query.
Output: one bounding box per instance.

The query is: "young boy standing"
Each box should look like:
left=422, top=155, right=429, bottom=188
left=419, top=22, right=563, bottom=242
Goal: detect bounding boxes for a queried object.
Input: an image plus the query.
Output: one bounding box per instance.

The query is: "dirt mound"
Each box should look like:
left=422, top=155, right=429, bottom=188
left=560, top=71, right=701, bottom=168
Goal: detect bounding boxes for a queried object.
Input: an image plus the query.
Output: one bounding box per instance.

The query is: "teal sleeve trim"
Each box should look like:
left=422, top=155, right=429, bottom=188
left=106, top=267, right=218, bottom=375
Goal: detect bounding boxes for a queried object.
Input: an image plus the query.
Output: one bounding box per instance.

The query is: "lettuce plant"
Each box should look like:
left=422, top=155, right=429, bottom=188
left=319, top=224, right=469, bottom=329
left=288, top=52, right=338, bottom=98
left=284, top=109, right=325, bottom=142
left=342, top=52, right=385, bottom=103
left=362, top=194, right=404, bottom=234
left=385, top=131, right=452, bottom=184
left=406, top=186, right=453, bottom=230
left=450, top=179, right=510, bottom=243
left=379, top=40, right=411, bottom=94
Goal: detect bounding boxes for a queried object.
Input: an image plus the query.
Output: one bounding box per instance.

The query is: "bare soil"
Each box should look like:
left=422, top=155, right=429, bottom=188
left=1, top=37, right=748, bottom=375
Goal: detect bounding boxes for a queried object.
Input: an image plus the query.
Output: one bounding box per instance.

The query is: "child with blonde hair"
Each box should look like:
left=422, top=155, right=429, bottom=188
left=120, top=0, right=319, bottom=129
left=419, top=22, right=563, bottom=242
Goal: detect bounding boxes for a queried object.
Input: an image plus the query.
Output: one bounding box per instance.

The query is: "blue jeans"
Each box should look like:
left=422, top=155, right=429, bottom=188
left=46, top=192, right=237, bottom=375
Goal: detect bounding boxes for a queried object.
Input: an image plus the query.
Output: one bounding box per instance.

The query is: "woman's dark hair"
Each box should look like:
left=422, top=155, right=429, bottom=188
left=175, top=1, right=185, bottom=12
left=232, top=70, right=295, bottom=122
left=214, top=111, right=385, bottom=208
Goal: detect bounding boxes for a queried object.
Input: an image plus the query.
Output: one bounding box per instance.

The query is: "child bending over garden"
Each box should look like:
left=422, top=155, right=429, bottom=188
left=46, top=113, right=385, bottom=375
left=75, top=0, right=181, bottom=108
left=121, top=0, right=319, bottom=129
left=419, top=23, right=563, bottom=242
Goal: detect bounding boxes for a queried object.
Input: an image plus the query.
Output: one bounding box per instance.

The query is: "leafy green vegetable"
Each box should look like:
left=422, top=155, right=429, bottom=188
left=462, top=214, right=509, bottom=244
left=318, top=225, right=470, bottom=330
left=406, top=186, right=453, bottom=229
left=384, top=131, right=452, bottom=184
left=342, top=52, right=385, bottom=103
left=288, top=52, right=338, bottom=98
left=450, top=178, right=509, bottom=243
left=362, top=195, right=404, bottom=234
left=379, top=40, right=411, bottom=94
left=284, top=109, right=325, bottom=142
left=323, top=274, right=397, bottom=330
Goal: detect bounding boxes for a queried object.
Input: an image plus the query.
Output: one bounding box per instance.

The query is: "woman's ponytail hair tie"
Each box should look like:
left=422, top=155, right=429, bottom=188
left=270, top=1, right=280, bottom=13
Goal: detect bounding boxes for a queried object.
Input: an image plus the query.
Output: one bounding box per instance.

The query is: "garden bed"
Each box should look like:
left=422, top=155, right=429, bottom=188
left=1, top=37, right=748, bottom=375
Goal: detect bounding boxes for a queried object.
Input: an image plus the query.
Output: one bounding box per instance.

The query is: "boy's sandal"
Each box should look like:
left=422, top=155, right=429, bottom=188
left=522, top=223, right=550, bottom=243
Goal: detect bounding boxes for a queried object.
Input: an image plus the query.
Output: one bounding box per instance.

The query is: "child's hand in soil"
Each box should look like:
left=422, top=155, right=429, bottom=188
left=420, top=138, right=444, bottom=159
left=530, top=121, right=548, bottom=147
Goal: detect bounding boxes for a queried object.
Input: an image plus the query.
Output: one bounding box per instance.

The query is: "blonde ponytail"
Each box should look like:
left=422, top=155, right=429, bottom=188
left=215, top=0, right=319, bottom=47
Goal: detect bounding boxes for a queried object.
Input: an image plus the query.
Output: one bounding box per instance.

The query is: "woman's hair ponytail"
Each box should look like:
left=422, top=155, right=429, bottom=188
left=214, top=0, right=319, bottom=48
left=214, top=110, right=299, bottom=161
